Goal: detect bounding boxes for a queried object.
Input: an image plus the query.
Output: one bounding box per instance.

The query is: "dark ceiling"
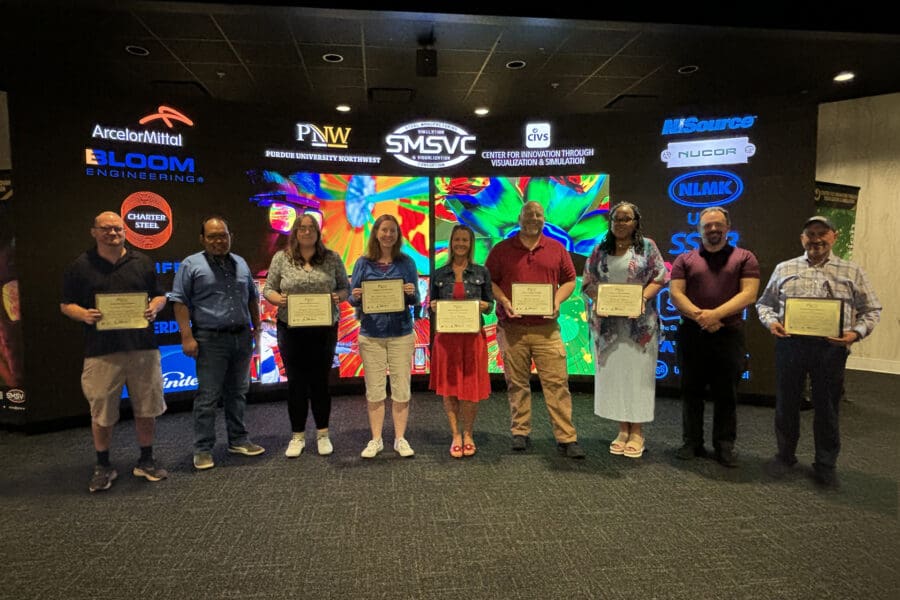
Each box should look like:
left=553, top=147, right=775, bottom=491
left=2, top=1, right=900, bottom=120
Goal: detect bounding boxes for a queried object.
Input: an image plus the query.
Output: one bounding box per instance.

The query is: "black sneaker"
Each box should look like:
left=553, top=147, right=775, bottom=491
left=799, top=398, right=814, bottom=411
left=813, top=466, right=840, bottom=490
left=557, top=441, right=586, bottom=459
left=89, top=465, right=118, bottom=493
left=715, top=447, right=739, bottom=468
left=511, top=435, right=530, bottom=451
left=675, top=444, right=707, bottom=460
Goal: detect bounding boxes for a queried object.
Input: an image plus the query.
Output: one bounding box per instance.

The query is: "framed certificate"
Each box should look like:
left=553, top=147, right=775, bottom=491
left=596, top=283, right=643, bottom=317
left=435, top=300, right=481, bottom=333
left=784, top=297, right=843, bottom=337
left=511, top=283, right=554, bottom=316
left=95, top=292, right=149, bottom=331
left=362, top=278, right=405, bottom=314
left=287, top=293, right=333, bottom=327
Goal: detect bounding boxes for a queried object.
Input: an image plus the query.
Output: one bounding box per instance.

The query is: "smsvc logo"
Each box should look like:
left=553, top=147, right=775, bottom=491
left=525, top=122, right=550, bottom=148
left=668, top=170, right=744, bottom=208
left=385, top=120, right=477, bottom=169
left=661, top=137, right=756, bottom=168
left=661, top=115, right=756, bottom=136
left=295, top=123, right=352, bottom=149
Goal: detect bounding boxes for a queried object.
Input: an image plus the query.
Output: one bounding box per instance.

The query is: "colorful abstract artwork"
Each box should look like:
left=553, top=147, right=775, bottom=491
left=247, top=171, right=431, bottom=379
left=434, top=175, right=610, bottom=375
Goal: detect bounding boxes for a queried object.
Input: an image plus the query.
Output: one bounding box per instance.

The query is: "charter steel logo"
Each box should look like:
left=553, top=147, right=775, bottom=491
left=661, top=115, right=757, bottom=136
left=385, top=121, right=477, bottom=169
left=661, top=137, right=757, bottom=168
left=121, top=191, right=173, bottom=250
left=91, top=105, right=193, bottom=148
left=296, top=123, right=352, bottom=149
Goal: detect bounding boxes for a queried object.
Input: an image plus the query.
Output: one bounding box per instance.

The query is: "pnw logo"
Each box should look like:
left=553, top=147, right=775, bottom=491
left=296, top=123, right=352, bottom=149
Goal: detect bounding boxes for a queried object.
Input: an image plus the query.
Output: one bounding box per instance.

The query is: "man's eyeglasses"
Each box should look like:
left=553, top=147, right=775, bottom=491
left=612, top=217, right=635, bottom=224
left=93, top=226, right=125, bottom=234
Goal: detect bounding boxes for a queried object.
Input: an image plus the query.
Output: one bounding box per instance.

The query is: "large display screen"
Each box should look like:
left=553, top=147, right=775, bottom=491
left=434, top=175, right=610, bottom=375
left=246, top=170, right=431, bottom=380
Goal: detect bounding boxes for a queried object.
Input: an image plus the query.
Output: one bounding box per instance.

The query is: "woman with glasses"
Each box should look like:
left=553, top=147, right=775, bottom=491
left=263, top=213, right=349, bottom=458
left=348, top=214, right=421, bottom=459
left=582, top=202, right=668, bottom=458
left=429, top=225, right=494, bottom=458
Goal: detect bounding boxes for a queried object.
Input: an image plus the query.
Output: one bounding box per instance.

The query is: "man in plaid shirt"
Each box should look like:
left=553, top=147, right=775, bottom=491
left=756, top=216, right=881, bottom=489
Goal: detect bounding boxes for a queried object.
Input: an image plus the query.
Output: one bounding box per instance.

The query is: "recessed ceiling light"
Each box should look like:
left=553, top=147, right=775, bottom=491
left=322, top=53, right=344, bottom=64
left=336, top=104, right=351, bottom=113
left=833, top=71, right=855, bottom=83
left=677, top=64, right=700, bottom=75
left=474, top=107, right=489, bottom=116
left=125, top=45, right=150, bottom=57
left=505, top=60, right=526, bottom=70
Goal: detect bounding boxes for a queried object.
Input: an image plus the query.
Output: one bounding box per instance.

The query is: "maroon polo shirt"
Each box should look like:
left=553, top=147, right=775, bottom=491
left=485, top=234, right=576, bottom=325
left=670, top=244, right=760, bottom=326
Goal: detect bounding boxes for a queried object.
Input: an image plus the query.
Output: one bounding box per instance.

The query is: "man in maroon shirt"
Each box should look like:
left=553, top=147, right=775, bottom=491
left=485, top=201, right=584, bottom=458
left=669, top=207, right=759, bottom=467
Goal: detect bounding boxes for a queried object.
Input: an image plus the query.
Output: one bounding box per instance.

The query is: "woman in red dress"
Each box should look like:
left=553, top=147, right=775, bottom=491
left=429, top=225, right=494, bottom=458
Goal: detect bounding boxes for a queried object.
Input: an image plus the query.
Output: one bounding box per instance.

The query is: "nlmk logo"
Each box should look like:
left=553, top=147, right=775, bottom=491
left=667, top=170, right=744, bottom=208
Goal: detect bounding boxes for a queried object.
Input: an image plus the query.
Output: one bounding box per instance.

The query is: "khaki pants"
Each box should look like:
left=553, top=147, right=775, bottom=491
left=358, top=333, right=416, bottom=403
left=497, top=321, right=576, bottom=443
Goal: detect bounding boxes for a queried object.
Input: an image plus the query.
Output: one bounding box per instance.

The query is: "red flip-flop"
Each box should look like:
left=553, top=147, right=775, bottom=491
left=463, top=443, right=477, bottom=457
left=450, top=444, right=464, bottom=458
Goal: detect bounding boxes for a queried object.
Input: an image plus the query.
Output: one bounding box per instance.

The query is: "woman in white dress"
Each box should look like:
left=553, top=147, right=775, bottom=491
left=582, top=202, right=668, bottom=458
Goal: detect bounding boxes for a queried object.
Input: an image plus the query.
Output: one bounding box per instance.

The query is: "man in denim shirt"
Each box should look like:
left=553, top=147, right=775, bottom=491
left=171, top=216, right=265, bottom=470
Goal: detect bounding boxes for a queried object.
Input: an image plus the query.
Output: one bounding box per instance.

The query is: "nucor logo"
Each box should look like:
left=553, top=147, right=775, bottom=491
left=385, top=121, right=476, bottom=169
left=667, top=170, right=744, bottom=208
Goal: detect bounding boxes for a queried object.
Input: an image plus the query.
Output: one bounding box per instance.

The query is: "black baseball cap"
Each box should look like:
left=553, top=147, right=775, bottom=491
left=803, top=215, right=836, bottom=231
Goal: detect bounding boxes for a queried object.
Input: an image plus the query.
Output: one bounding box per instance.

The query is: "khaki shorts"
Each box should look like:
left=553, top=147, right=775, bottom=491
left=81, top=350, right=166, bottom=427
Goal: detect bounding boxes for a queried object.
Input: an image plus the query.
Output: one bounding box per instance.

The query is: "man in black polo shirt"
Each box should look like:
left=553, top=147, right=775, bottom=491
left=61, top=211, right=169, bottom=493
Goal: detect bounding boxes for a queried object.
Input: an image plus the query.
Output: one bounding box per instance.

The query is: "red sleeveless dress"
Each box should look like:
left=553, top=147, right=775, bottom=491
left=429, top=282, right=491, bottom=402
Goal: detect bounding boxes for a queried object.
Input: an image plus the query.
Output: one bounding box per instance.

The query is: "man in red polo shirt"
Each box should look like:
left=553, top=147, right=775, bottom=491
left=485, top=201, right=585, bottom=458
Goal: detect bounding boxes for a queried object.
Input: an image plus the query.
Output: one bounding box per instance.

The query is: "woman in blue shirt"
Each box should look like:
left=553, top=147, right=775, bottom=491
left=349, top=214, right=421, bottom=459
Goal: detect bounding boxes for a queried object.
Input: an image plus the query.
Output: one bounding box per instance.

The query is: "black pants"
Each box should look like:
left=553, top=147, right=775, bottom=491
left=276, top=321, right=338, bottom=432
left=775, top=337, right=848, bottom=471
left=677, top=320, right=746, bottom=452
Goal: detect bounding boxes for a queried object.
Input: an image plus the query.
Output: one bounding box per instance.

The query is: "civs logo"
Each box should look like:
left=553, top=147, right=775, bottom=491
left=525, top=122, right=551, bottom=149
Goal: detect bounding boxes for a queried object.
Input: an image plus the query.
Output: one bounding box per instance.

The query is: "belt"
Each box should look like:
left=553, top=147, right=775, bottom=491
left=196, top=325, right=248, bottom=334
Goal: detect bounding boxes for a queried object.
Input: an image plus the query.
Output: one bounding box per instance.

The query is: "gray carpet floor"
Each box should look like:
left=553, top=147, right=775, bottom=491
left=1, top=370, right=898, bottom=600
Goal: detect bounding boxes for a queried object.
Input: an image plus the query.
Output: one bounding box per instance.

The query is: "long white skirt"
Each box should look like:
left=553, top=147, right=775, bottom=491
left=594, top=319, right=657, bottom=423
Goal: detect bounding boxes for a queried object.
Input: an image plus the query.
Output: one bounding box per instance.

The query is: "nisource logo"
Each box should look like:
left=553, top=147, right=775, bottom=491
left=85, top=148, right=203, bottom=184
left=667, top=169, right=744, bottom=208
left=661, top=115, right=756, bottom=136
left=121, top=191, right=173, bottom=250
left=385, top=121, right=477, bottom=169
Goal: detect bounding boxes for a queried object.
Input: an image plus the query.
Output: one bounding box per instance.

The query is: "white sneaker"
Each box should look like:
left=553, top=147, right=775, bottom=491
left=360, top=438, right=383, bottom=458
left=394, top=437, right=415, bottom=458
left=317, top=435, right=334, bottom=456
left=285, top=433, right=305, bottom=458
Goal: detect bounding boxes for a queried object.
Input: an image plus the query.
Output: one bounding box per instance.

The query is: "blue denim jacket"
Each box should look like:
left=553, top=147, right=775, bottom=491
left=430, top=262, right=494, bottom=326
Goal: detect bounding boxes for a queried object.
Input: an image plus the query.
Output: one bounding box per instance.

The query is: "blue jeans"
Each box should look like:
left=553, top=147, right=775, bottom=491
left=193, top=329, right=252, bottom=453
